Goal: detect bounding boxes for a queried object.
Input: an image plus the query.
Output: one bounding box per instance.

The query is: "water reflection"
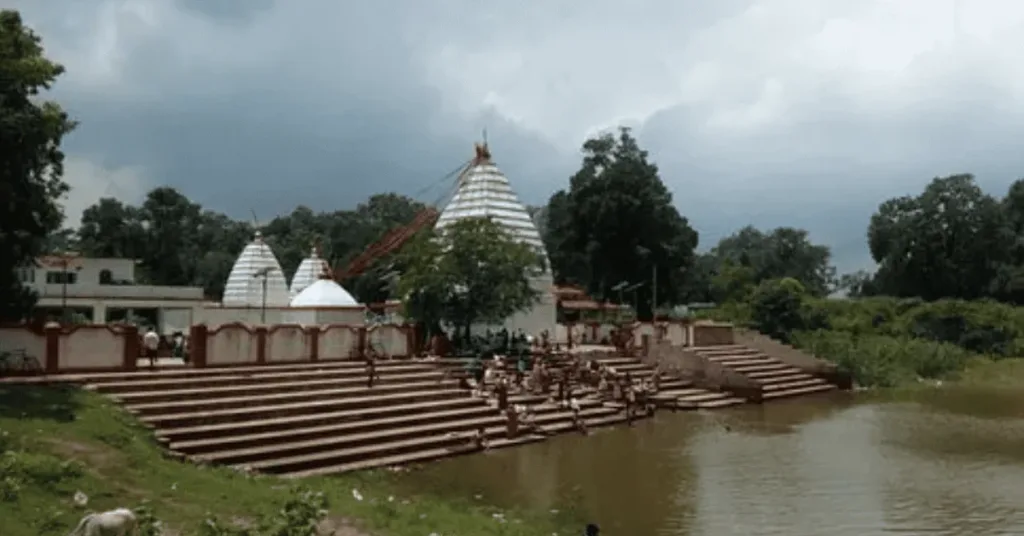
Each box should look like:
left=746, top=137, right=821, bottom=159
left=400, top=389, right=1024, bottom=535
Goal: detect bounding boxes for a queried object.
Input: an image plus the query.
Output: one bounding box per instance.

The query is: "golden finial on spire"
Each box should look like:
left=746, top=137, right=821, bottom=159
left=318, top=258, right=333, bottom=281
left=473, top=142, right=491, bottom=163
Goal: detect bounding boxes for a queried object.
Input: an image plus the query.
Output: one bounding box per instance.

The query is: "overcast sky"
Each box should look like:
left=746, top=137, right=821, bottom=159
left=12, top=0, right=1024, bottom=271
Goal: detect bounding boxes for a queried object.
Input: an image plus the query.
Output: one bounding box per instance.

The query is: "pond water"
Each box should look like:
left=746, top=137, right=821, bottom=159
left=402, top=387, right=1024, bottom=535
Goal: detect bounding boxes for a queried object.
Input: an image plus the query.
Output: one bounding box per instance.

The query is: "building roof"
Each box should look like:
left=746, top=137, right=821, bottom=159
left=290, top=278, right=360, bottom=307
left=221, top=231, right=290, bottom=307
left=435, top=143, right=549, bottom=268
left=289, top=246, right=330, bottom=299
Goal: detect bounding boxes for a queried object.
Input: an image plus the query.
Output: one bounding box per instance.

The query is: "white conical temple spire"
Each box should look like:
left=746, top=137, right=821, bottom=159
left=435, top=143, right=548, bottom=269
left=222, top=231, right=290, bottom=307
left=289, top=244, right=330, bottom=299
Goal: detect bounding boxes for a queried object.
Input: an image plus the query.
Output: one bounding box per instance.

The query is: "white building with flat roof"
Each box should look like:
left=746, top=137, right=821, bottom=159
left=21, top=254, right=207, bottom=333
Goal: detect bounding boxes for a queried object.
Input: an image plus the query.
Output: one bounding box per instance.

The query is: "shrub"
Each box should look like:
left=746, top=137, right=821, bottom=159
left=791, top=330, right=975, bottom=387
left=199, top=487, right=328, bottom=536
left=750, top=278, right=807, bottom=341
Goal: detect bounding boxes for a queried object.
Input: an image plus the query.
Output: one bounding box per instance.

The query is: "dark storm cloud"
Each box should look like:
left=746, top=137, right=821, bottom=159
left=9, top=0, right=1024, bottom=271
left=174, top=0, right=275, bottom=24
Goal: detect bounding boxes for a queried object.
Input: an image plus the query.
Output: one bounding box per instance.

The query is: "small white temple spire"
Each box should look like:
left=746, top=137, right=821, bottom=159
left=222, top=230, right=290, bottom=307
left=290, top=259, right=359, bottom=308
left=289, top=241, right=330, bottom=299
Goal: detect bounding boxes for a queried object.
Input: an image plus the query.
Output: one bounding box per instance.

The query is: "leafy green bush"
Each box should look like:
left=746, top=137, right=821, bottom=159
left=750, top=278, right=808, bottom=341
left=199, top=487, right=328, bottom=536
left=0, top=445, right=83, bottom=502
left=805, top=297, right=1024, bottom=357
left=791, top=330, right=976, bottom=387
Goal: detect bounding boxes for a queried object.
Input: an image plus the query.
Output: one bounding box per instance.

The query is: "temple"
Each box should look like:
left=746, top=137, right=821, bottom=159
left=289, top=245, right=329, bottom=300
left=287, top=263, right=362, bottom=325
left=221, top=231, right=290, bottom=308
left=434, top=142, right=556, bottom=335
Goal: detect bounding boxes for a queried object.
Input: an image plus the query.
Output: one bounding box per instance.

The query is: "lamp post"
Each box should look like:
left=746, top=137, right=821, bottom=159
left=627, top=282, right=644, bottom=317
left=254, top=267, right=270, bottom=324
left=46, top=253, right=80, bottom=323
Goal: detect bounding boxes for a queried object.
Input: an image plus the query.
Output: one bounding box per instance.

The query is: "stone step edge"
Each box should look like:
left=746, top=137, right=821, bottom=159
left=277, top=413, right=633, bottom=478
left=138, top=389, right=469, bottom=426
left=155, top=397, right=486, bottom=440
left=123, top=379, right=462, bottom=413
left=69, top=359, right=429, bottom=383
left=98, top=368, right=445, bottom=395
left=239, top=408, right=626, bottom=472
left=172, top=398, right=608, bottom=453
left=190, top=406, right=619, bottom=464
left=762, top=383, right=837, bottom=400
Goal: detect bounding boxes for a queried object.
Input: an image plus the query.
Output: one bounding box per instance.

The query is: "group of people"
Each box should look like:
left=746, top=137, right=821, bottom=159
left=450, top=343, right=666, bottom=442
left=141, top=327, right=188, bottom=367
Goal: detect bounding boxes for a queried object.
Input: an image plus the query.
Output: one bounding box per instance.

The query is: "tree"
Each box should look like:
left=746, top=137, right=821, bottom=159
left=78, top=198, right=146, bottom=258
left=711, top=225, right=836, bottom=296
left=545, top=127, right=698, bottom=317
left=750, top=277, right=808, bottom=342
left=0, top=11, right=76, bottom=321
left=396, top=217, right=542, bottom=339
left=836, top=270, right=878, bottom=297
left=868, top=174, right=1009, bottom=300
left=74, top=185, right=429, bottom=301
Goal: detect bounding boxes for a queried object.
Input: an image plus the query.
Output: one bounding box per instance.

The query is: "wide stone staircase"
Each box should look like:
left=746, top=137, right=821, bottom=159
left=72, top=359, right=631, bottom=478
left=589, top=355, right=746, bottom=409
left=690, top=345, right=838, bottom=400
left=431, top=354, right=745, bottom=411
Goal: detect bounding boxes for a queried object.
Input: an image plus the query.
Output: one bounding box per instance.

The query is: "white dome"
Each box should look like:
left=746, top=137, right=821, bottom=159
left=290, top=278, right=359, bottom=307
left=222, top=231, right=290, bottom=307
left=289, top=247, right=330, bottom=299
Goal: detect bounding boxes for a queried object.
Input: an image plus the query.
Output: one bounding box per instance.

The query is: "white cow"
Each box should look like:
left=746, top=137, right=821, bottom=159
left=68, top=508, right=138, bottom=536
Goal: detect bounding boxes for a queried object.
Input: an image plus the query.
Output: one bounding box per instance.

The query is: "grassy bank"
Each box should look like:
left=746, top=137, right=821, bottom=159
left=699, top=291, right=1024, bottom=388
left=0, top=384, right=579, bottom=536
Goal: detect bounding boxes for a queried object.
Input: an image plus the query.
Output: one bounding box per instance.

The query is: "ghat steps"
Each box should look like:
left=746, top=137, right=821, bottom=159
left=427, top=354, right=746, bottom=410
left=50, top=346, right=834, bottom=477
left=74, top=359, right=632, bottom=477
left=690, top=345, right=838, bottom=400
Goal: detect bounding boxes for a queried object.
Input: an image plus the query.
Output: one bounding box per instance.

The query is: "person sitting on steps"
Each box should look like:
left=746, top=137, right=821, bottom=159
left=495, top=376, right=510, bottom=411
left=504, top=405, right=519, bottom=439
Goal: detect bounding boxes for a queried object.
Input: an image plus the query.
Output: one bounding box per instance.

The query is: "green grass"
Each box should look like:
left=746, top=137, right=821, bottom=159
left=0, top=384, right=581, bottom=535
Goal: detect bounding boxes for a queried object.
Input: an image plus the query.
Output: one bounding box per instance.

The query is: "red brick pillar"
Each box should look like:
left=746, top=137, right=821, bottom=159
left=255, top=327, right=268, bottom=364
left=189, top=324, right=208, bottom=368
left=43, top=322, right=60, bottom=374
left=121, top=325, right=139, bottom=371
left=307, top=326, right=320, bottom=361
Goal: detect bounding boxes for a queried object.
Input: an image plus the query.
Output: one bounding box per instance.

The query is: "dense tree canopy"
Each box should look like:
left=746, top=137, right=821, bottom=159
left=866, top=174, right=1012, bottom=301
left=706, top=226, right=836, bottom=300
left=0, top=11, right=76, bottom=321
left=544, top=127, right=698, bottom=318
left=396, top=217, right=541, bottom=337
left=15, top=6, right=1024, bottom=319
left=75, top=188, right=426, bottom=302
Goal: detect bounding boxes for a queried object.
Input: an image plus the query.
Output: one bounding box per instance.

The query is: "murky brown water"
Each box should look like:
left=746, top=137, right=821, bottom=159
left=402, top=387, right=1024, bottom=535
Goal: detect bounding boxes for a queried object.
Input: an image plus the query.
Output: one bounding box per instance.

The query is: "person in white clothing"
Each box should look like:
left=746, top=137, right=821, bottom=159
left=143, top=327, right=160, bottom=368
